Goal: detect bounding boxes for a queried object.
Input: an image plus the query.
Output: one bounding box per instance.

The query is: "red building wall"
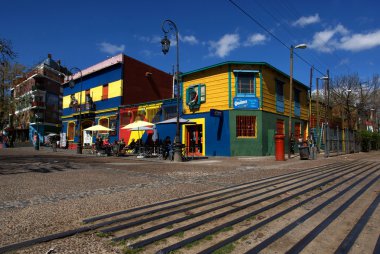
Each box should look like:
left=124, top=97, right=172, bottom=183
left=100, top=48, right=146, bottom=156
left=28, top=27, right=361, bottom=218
left=122, top=55, right=172, bottom=105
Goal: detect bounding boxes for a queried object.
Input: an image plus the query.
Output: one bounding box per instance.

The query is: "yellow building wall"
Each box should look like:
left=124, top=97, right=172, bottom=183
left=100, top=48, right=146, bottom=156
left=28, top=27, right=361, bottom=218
left=108, top=80, right=122, bottom=98
left=63, top=79, right=123, bottom=109
left=261, top=67, right=308, bottom=120
left=182, top=64, right=307, bottom=121
left=183, top=64, right=263, bottom=114
left=182, top=65, right=230, bottom=114
left=91, top=86, right=103, bottom=101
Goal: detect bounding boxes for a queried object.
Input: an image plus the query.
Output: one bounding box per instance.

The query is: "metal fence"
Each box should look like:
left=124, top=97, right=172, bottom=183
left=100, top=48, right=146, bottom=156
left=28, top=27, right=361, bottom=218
left=323, top=126, right=360, bottom=157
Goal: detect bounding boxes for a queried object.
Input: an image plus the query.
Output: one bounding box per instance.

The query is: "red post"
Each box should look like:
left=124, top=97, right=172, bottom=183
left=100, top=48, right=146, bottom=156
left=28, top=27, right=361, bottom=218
left=275, top=134, right=285, bottom=161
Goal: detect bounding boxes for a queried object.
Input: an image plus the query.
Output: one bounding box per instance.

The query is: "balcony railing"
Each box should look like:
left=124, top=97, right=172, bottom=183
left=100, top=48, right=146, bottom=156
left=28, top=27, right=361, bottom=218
left=70, top=103, right=96, bottom=113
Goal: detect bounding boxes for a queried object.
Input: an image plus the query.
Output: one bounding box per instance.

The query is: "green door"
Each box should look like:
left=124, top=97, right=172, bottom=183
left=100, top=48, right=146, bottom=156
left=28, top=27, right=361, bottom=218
left=267, top=129, right=275, bottom=155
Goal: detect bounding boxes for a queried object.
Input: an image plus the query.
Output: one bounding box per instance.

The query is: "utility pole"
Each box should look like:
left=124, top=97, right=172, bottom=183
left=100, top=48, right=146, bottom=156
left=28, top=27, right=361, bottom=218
left=308, top=67, right=313, bottom=137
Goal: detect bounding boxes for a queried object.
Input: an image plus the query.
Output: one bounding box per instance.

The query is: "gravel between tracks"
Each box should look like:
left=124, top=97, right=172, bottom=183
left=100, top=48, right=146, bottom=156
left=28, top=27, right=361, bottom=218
left=0, top=147, right=378, bottom=253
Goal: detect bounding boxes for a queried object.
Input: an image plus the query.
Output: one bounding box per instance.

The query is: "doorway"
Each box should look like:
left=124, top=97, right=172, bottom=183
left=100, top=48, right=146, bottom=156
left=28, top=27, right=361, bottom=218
left=186, top=124, right=203, bottom=156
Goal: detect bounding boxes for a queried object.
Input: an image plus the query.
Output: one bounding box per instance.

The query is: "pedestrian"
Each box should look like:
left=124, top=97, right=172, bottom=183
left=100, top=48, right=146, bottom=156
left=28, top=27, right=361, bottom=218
left=50, top=135, right=57, bottom=152
left=290, top=133, right=295, bottom=155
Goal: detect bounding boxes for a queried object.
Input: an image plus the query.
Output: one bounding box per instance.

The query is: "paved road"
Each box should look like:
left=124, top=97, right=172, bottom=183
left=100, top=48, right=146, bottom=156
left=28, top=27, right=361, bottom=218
left=0, top=147, right=379, bottom=253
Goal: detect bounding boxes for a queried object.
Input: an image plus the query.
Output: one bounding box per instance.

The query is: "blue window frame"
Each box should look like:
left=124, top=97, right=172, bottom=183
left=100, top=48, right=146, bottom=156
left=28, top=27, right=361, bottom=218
left=233, top=70, right=258, bottom=97
left=276, top=80, right=284, bottom=113
left=294, top=89, right=300, bottom=117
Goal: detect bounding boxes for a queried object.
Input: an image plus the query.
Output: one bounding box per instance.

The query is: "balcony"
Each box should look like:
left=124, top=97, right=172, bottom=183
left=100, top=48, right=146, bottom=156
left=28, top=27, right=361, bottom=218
left=31, top=101, right=45, bottom=108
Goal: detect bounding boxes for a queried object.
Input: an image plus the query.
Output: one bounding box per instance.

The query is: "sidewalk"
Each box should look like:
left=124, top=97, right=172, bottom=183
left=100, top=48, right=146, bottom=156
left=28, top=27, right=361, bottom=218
left=2, top=145, right=378, bottom=170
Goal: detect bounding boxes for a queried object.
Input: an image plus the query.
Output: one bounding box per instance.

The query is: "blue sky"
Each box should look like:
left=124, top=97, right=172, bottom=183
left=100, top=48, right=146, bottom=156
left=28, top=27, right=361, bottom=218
left=2, top=0, right=380, bottom=89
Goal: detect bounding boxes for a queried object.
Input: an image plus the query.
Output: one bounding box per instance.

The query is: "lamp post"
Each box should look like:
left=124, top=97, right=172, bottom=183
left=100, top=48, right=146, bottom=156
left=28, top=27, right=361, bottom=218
left=288, top=44, right=307, bottom=159
left=161, top=19, right=182, bottom=162
left=68, top=67, right=83, bottom=154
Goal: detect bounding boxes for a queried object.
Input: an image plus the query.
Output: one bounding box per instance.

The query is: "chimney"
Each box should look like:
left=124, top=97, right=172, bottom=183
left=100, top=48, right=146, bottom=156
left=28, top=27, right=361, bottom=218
left=48, top=53, right=52, bottom=59
left=57, top=60, right=61, bottom=66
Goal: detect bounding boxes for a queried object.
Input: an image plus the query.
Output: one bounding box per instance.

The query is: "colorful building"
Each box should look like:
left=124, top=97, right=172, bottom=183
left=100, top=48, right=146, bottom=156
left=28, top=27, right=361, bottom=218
left=118, top=98, right=179, bottom=146
left=11, top=54, right=68, bottom=145
left=180, top=61, right=310, bottom=156
left=61, top=54, right=172, bottom=150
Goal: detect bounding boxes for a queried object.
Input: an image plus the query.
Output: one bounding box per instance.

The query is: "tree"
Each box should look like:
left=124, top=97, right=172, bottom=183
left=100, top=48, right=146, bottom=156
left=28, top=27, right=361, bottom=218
left=329, top=74, right=360, bottom=129
left=329, top=73, right=380, bottom=131
left=0, top=38, right=16, bottom=64
left=0, top=39, right=24, bottom=130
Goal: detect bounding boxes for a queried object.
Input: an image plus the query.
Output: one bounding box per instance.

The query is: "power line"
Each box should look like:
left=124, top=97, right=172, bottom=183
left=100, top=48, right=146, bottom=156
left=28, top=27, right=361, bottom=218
left=228, top=0, right=326, bottom=77
left=268, top=0, right=352, bottom=75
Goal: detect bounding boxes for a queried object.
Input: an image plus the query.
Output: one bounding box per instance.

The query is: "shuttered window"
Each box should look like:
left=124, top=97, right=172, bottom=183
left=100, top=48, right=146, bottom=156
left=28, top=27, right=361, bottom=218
left=102, top=84, right=108, bottom=100
left=294, top=89, right=300, bottom=117
left=276, top=80, right=284, bottom=112
left=236, top=116, right=256, bottom=137
left=294, top=122, right=301, bottom=140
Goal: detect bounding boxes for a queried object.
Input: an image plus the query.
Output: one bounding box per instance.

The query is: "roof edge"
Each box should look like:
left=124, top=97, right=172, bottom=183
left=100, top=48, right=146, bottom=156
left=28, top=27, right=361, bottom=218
left=181, top=61, right=309, bottom=89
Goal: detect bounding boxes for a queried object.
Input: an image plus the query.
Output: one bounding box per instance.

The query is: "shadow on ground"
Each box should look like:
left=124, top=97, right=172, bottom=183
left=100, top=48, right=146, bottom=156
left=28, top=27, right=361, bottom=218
left=0, top=155, right=80, bottom=175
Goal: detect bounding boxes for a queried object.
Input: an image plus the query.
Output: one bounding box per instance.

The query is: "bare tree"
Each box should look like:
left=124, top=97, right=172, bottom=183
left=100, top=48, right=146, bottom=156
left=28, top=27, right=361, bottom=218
left=329, top=74, right=360, bottom=129
left=0, top=39, right=22, bottom=131
left=0, top=38, right=16, bottom=64
left=330, top=73, right=380, bottom=131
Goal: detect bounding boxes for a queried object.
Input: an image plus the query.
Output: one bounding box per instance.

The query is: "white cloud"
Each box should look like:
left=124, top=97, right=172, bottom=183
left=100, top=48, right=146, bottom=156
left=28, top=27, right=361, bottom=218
left=134, top=34, right=199, bottom=46
left=180, top=35, right=199, bottom=45
left=309, top=24, right=349, bottom=52
left=244, top=33, right=268, bottom=46
left=339, top=30, right=380, bottom=51
left=309, top=24, right=380, bottom=52
left=338, top=58, right=350, bottom=66
left=293, top=14, right=321, bottom=27
left=209, top=33, right=240, bottom=58
left=98, top=42, right=125, bottom=55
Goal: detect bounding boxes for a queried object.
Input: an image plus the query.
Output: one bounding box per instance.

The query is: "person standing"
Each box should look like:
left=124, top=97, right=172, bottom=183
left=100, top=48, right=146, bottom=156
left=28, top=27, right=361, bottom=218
left=51, top=135, right=57, bottom=152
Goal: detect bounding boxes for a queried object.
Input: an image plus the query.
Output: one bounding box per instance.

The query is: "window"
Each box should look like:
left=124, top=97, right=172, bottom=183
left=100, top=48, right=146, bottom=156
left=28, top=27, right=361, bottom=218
left=294, top=89, right=300, bottom=117
left=68, top=122, right=75, bottom=141
left=99, top=118, right=109, bottom=134
left=186, top=84, right=206, bottom=109
left=236, top=116, right=256, bottom=137
left=163, top=105, right=176, bottom=120
left=294, top=122, right=301, bottom=141
left=102, top=84, right=108, bottom=100
left=120, top=111, right=132, bottom=126
left=234, top=70, right=257, bottom=96
left=276, top=80, right=284, bottom=113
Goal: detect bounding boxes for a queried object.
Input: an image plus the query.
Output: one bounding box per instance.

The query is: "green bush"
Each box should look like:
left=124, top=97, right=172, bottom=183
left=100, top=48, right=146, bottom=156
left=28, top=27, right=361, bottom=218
left=371, top=132, right=380, bottom=150
left=359, top=130, right=372, bottom=152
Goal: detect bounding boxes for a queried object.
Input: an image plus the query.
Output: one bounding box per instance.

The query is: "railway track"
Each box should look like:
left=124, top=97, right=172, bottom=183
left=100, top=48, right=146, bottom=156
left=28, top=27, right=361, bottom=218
left=0, top=160, right=379, bottom=253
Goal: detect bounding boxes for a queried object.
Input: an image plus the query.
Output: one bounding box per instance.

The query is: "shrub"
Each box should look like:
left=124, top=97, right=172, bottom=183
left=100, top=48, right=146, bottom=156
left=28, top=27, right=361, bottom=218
left=371, top=132, right=380, bottom=150
left=359, top=130, right=372, bottom=152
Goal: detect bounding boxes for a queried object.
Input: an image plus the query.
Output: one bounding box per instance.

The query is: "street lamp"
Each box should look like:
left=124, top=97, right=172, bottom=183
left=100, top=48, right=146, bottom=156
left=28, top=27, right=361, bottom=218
left=161, top=19, right=182, bottom=162
left=288, top=43, right=307, bottom=159
left=68, top=67, right=83, bottom=154
left=315, top=76, right=329, bottom=152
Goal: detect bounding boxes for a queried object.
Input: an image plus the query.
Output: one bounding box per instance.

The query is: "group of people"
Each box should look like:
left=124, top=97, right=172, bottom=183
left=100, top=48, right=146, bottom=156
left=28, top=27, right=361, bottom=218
left=94, top=136, right=127, bottom=156
left=123, top=136, right=173, bottom=159
left=95, top=136, right=112, bottom=155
